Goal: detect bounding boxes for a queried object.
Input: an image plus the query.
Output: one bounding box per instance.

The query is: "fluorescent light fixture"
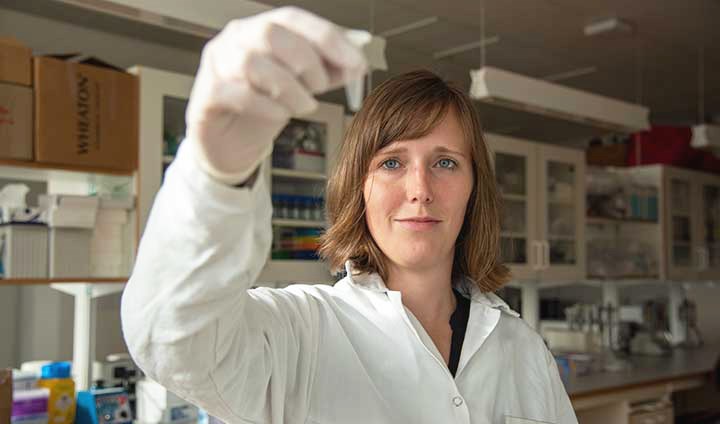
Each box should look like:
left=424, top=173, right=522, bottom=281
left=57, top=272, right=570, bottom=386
left=433, top=36, right=500, bottom=60
left=691, top=124, right=720, bottom=153
left=380, top=16, right=438, bottom=38
left=469, top=66, right=650, bottom=133
left=542, top=66, right=598, bottom=82
left=584, top=17, right=634, bottom=36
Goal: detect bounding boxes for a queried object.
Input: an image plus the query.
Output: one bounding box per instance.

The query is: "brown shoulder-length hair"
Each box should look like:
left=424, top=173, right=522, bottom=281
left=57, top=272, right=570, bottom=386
left=318, top=69, right=511, bottom=293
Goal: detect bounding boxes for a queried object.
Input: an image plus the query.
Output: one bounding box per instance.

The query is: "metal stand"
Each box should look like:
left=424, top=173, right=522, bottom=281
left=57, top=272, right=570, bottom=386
left=50, top=283, right=125, bottom=390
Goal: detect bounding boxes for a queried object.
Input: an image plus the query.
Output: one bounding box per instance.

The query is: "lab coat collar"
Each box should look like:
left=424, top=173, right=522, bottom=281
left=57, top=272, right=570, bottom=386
left=343, top=260, right=519, bottom=318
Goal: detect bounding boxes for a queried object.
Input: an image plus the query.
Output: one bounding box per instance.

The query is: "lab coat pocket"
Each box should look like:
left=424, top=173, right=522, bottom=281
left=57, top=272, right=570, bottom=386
left=504, top=416, right=555, bottom=424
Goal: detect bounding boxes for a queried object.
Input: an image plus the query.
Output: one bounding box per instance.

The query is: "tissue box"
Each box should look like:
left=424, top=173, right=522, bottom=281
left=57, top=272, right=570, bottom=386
left=0, top=224, right=48, bottom=278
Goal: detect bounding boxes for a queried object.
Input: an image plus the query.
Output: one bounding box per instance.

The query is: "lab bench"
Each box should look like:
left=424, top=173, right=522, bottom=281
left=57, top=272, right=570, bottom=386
left=568, top=346, right=719, bottom=423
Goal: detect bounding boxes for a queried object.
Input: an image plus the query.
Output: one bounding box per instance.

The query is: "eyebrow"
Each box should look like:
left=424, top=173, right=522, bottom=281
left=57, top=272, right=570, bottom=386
left=376, top=145, right=467, bottom=158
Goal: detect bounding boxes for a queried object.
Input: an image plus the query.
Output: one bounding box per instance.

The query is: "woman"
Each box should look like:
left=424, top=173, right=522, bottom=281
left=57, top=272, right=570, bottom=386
left=121, top=7, right=577, bottom=424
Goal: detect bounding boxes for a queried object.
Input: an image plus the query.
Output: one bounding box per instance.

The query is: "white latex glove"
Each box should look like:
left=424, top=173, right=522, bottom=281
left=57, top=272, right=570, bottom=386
left=186, top=7, right=368, bottom=185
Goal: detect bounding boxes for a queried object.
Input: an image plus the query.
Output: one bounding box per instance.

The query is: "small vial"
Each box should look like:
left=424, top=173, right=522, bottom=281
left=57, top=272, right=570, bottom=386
left=290, top=196, right=301, bottom=220
left=302, top=197, right=313, bottom=220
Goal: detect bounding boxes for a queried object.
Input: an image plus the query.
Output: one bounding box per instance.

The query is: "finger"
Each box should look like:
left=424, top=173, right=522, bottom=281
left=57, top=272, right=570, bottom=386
left=198, top=75, right=289, bottom=122
left=263, top=22, right=330, bottom=94
left=210, top=44, right=318, bottom=116
left=242, top=51, right=319, bottom=116
left=266, top=7, right=367, bottom=79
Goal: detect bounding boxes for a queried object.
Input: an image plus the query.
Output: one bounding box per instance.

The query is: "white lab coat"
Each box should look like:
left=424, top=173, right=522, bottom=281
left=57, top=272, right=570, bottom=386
left=121, top=141, right=578, bottom=424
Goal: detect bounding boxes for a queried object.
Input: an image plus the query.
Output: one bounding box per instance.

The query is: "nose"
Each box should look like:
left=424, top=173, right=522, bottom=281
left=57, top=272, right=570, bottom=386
left=406, top=165, right=433, bottom=204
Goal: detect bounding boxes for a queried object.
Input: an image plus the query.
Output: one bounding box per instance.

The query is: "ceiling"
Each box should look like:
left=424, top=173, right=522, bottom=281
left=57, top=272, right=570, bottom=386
left=259, top=0, right=720, bottom=143
left=3, top=0, right=718, bottom=145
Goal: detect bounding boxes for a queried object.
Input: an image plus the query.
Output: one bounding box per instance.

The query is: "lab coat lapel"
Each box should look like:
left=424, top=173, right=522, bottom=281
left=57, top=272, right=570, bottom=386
left=454, top=278, right=519, bottom=377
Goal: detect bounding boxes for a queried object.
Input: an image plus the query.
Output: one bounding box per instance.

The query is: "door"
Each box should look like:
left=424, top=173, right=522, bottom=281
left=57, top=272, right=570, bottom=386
left=663, top=167, right=699, bottom=280
left=537, top=144, right=586, bottom=281
left=485, top=134, right=539, bottom=281
left=696, top=173, right=720, bottom=280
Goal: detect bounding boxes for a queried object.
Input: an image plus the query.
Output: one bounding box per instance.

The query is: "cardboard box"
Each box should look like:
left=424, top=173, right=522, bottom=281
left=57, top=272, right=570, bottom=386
left=0, top=368, right=11, bottom=424
left=0, top=38, right=32, bottom=86
left=33, top=56, right=138, bottom=171
left=0, top=82, right=33, bottom=160
left=586, top=143, right=627, bottom=167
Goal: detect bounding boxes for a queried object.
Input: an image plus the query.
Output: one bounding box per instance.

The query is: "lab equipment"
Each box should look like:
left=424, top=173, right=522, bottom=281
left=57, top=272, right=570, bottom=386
left=76, top=387, right=132, bottom=424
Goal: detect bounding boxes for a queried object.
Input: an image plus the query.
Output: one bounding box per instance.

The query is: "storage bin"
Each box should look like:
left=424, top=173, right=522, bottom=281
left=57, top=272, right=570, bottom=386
left=0, top=223, right=48, bottom=278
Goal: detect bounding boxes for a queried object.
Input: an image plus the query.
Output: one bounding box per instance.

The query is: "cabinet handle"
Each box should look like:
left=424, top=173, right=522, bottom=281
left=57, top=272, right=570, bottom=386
left=543, top=241, right=550, bottom=270
left=532, top=241, right=543, bottom=271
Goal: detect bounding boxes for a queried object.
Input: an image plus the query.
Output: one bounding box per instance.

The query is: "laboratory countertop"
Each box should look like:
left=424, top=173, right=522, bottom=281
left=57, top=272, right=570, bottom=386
left=565, top=345, right=719, bottom=399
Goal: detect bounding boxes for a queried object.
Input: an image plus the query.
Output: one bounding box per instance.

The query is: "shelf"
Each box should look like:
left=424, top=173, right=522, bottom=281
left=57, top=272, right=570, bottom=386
left=272, top=218, right=326, bottom=228
left=671, top=211, right=690, bottom=217
left=587, top=275, right=660, bottom=281
left=548, top=234, right=576, bottom=241
left=501, top=231, right=527, bottom=238
left=0, top=158, right=135, bottom=176
left=271, top=168, right=326, bottom=181
left=0, top=277, right=128, bottom=286
left=672, top=241, right=691, bottom=246
left=501, top=193, right=527, bottom=202
left=586, top=216, right=659, bottom=225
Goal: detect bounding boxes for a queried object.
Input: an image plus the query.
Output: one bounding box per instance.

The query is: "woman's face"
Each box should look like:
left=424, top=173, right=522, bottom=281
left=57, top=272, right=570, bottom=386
left=363, top=109, right=474, bottom=274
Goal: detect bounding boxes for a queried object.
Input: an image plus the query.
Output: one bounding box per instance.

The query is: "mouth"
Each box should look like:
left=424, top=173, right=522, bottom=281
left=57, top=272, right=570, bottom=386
left=395, top=217, right=442, bottom=231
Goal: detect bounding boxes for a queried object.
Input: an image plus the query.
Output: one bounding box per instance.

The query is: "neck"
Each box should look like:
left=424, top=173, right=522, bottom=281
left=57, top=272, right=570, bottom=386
left=385, top=257, right=457, bottom=328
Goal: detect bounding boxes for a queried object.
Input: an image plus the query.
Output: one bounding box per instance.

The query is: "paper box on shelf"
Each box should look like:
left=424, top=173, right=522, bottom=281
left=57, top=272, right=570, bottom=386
left=0, top=38, right=32, bottom=86
left=586, top=143, right=627, bottom=167
left=33, top=55, right=138, bottom=171
left=0, top=82, right=33, bottom=161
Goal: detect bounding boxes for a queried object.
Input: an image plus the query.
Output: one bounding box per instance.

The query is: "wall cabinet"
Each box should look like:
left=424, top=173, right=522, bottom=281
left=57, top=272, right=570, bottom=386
left=131, top=65, right=344, bottom=286
left=587, top=164, right=720, bottom=281
left=486, top=133, right=586, bottom=282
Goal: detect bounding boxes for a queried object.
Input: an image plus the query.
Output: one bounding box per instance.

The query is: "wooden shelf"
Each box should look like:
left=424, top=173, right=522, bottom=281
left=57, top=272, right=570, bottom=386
left=501, top=231, right=527, bottom=238
left=501, top=193, right=527, bottom=202
left=587, top=274, right=660, bottom=280
left=0, top=277, right=128, bottom=286
left=271, top=168, right=326, bottom=181
left=587, top=216, right=659, bottom=225
left=548, top=234, right=576, bottom=241
left=0, top=158, right=135, bottom=176
left=272, top=218, right=326, bottom=228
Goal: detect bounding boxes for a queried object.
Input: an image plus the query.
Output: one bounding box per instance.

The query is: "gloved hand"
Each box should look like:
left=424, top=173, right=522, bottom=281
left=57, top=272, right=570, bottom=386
left=185, top=7, right=368, bottom=185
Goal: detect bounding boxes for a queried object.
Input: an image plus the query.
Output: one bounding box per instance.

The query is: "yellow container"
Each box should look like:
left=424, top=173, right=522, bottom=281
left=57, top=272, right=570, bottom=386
left=38, top=362, right=76, bottom=424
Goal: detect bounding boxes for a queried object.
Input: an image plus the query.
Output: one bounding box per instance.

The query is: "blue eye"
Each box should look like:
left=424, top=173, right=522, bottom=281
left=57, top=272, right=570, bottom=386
left=381, top=159, right=401, bottom=170
left=437, top=158, right=457, bottom=169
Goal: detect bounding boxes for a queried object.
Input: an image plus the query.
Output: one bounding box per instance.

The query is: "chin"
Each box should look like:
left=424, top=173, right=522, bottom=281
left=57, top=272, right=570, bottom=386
left=391, top=252, right=444, bottom=270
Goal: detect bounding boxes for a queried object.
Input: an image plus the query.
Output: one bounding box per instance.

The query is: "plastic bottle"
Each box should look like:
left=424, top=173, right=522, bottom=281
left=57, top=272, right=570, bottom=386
left=37, top=362, right=76, bottom=424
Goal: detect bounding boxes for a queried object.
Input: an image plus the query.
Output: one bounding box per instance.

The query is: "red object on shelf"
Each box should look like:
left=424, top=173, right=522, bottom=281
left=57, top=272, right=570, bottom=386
left=627, top=126, right=699, bottom=167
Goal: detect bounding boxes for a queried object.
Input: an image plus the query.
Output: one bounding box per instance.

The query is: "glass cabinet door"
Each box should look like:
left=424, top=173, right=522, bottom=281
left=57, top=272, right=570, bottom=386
left=496, top=152, right=530, bottom=264
left=697, top=175, right=720, bottom=279
left=485, top=134, right=539, bottom=281
left=664, top=169, right=698, bottom=280
left=537, top=145, right=586, bottom=281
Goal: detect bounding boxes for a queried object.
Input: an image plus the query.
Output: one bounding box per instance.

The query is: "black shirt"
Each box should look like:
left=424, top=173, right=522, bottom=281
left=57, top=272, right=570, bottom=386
left=448, top=287, right=471, bottom=377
